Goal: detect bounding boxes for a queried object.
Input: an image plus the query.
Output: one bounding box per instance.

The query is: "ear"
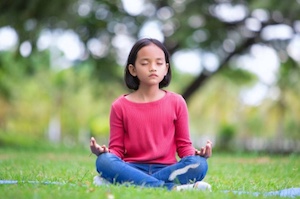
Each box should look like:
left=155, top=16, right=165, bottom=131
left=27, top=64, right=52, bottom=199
left=128, top=64, right=137, bottom=77
left=165, top=63, right=169, bottom=76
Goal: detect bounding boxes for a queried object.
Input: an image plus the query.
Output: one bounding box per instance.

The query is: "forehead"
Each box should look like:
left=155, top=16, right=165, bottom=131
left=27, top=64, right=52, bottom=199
left=137, top=43, right=165, bottom=60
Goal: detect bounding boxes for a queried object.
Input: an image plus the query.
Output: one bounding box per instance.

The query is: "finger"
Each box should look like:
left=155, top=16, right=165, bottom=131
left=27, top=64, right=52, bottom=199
left=200, top=147, right=205, bottom=155
left=205, top=142, right=212, bottom=158
left=206, top=142, right=211, bottom=149
left=101, top=145, right=108, bottom=153
left=90, top=137, right=96, bottom=146
left=207, top=140, right=212, bottom=146
left=97, top=146, right=104, bottom=153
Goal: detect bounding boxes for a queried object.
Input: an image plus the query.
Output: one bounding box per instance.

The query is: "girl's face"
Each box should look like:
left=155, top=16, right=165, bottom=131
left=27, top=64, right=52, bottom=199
left=128, top=44, right=169, bottom=89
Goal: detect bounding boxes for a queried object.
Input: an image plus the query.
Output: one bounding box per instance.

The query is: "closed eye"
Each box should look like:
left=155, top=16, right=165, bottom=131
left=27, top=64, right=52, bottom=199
left=140, top=61, right=149, bottom=65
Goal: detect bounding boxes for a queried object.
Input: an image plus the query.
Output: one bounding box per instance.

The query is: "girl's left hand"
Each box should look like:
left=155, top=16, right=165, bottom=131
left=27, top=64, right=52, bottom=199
left=195, top=140, right=212, bottom=158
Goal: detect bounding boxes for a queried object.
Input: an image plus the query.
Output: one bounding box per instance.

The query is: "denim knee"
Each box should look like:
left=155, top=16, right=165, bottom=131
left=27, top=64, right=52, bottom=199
left=180, top=155, right=208, bottom=181
left=95, top=153, right=121, bottom=173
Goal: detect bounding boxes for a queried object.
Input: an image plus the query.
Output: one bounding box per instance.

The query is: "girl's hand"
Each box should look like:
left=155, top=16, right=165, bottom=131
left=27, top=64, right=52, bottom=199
left=90, top=137, right=109, bottom=156
left=195, top=140, right=212, bottom=158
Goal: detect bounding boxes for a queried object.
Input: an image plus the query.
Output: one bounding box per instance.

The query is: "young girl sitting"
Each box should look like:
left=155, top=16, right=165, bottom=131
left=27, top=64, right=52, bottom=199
left=90, top=38, right=212, bottom=191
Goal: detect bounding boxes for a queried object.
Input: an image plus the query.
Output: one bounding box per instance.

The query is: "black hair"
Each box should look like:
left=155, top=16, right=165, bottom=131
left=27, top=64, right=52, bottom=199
left=124, top=38, right=172, bottom=90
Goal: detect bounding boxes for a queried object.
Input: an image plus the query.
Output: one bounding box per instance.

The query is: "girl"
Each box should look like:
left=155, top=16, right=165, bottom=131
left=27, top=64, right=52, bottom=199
left=90, top=38, right=212, bottom=191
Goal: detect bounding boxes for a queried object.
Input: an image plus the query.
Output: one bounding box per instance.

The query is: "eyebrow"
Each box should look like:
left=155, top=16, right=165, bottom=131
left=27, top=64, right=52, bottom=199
left=139, top=58, right=165, bottom=61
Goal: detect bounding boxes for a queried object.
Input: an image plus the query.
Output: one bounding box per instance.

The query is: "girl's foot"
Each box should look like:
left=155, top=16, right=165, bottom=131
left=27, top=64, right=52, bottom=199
left=93, top=176, right=111, bottom=186
left=175, top=181, right=211, bottom=191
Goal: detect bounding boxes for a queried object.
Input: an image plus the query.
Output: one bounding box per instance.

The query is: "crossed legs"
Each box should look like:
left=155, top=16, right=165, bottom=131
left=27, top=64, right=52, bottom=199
left=95, top=153, right=208, bottom=190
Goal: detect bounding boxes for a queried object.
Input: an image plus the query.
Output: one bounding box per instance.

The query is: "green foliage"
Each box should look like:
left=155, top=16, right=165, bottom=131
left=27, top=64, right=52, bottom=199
left=0, top=56, right=125, bottom=146
left=216, top=123, right=237, bottom=151
left=219, top=67, right=257, bottom=86
left=244, top=114, right=265, bottom=136
left=89, top=116, right=109, bottom=136
left=1, top=0, right=300, bottom=150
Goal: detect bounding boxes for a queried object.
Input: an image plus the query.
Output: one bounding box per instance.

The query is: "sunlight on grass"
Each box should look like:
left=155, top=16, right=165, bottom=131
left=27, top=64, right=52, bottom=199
left=0, top=147, right=299, bottom=199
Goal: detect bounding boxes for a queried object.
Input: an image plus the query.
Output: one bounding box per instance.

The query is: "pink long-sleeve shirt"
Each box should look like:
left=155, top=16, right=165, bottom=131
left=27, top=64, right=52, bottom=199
left=108, top=90, right=195, bottom=165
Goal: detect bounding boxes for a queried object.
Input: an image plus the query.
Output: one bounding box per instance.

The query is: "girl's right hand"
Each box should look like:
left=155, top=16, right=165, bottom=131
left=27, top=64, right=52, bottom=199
left=90, top=137, right=109, bottom=156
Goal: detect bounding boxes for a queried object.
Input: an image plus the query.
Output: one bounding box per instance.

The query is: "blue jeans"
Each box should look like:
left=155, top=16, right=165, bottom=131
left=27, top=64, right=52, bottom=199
left=95, top=153, right=208, bottom=190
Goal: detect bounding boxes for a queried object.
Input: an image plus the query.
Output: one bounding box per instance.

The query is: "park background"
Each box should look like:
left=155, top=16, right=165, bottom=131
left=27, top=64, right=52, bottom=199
left=0, top=0, right=300, bottom=154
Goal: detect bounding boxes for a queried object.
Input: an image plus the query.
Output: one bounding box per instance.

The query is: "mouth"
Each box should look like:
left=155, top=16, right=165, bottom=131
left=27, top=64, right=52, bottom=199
left=149, top=74, right=158, bottom=77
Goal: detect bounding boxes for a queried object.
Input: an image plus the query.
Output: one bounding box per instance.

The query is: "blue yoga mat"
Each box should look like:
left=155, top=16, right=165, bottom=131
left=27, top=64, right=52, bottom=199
left=223, top=188, right=300, bottom=198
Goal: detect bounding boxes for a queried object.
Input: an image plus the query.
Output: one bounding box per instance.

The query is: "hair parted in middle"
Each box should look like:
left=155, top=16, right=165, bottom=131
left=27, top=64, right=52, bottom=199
left=124, top=38, right=172, bottom=90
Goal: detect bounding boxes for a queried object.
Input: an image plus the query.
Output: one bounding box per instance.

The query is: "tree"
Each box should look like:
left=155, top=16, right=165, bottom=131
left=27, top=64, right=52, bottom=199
left=1, top=0, right=299, bottom=101
left=1, top=0, right=300, bottom=149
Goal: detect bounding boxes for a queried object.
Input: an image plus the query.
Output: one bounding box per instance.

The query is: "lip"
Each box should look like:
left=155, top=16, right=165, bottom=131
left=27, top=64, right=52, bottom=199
left=149, top=74, right=158, bottom=77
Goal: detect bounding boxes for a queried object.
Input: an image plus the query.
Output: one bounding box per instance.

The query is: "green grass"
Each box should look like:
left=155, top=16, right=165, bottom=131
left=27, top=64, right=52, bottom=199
left=0, top=146, right=299, bottom=199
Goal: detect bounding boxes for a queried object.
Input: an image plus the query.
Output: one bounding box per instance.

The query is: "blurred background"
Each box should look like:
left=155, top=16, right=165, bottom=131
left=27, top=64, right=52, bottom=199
left=0, top=0, right=299, bottom=153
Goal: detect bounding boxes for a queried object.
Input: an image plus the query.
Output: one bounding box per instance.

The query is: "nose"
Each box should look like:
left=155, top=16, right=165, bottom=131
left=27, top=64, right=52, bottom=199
left=149, top=63, right=157, bottom=72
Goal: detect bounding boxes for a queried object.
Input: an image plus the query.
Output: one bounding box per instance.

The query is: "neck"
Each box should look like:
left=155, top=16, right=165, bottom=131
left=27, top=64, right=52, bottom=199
left=134, top=86, right=164, bottom=102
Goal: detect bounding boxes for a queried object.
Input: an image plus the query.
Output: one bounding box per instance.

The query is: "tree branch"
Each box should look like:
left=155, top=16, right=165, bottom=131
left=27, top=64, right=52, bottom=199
left=182, top=36, right=257, bottom=102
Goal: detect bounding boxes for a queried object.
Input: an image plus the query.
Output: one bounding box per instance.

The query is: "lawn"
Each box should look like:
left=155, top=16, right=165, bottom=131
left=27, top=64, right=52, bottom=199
left=0, top=146, right=299, bottom=199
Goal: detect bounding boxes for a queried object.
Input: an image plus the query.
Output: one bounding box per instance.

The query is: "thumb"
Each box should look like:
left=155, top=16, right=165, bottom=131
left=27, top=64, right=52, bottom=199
left=90, top=137, right=96, bottom=145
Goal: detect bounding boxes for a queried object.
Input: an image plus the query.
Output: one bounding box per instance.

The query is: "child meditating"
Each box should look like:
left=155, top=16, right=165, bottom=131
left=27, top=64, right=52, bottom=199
left=90, top=38, right=212, bottom=191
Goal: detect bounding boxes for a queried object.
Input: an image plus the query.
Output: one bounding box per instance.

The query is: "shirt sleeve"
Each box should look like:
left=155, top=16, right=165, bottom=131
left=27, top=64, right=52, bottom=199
left=108, top=103, right=125, bottom=159
left=174, top=95, right=195, bottom=158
